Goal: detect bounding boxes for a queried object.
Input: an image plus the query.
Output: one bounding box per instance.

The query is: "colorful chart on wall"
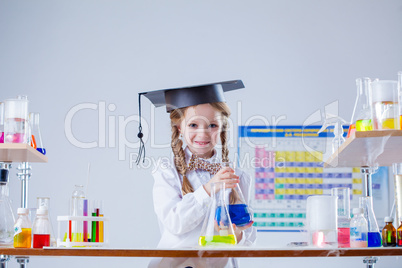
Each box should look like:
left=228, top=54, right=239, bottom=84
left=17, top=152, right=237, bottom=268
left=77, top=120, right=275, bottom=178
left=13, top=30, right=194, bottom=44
left=237, top=125, right=389, bottom=232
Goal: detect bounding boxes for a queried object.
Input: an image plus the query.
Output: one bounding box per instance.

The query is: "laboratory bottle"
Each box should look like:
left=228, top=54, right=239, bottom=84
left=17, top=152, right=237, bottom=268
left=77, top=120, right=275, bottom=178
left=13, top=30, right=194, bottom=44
left=222, top=162, right=253, bottom=227
left=359, top=196, right=382, bottom=247
left=331, top=187, right=351, bottom=248
left=29, top=112, right=46, bottom=155
left=348, top=78, right=372, bottom=138
left=32, top=206, right=51, bottom=248
left=397, top=220, right=402, bottom=246
left=0, top=164, right=15, bottom=247
left=382, top=217, right=396, bottom=247
left=0, top=102, right=4, bottom=143
left=4, top=95, right=29, bottom=143
left=199, top=182, right=237, bottom=246
left=13, top=208, right=32, bottom=248
left=350, top=208, right=368, bottom=248
left=70, top=185, right=85, bottom=242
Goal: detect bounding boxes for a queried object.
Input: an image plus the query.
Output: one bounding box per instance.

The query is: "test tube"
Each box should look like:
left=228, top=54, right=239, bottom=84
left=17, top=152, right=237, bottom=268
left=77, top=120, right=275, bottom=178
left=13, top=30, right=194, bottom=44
left=83, top=199, right=88, bottom=242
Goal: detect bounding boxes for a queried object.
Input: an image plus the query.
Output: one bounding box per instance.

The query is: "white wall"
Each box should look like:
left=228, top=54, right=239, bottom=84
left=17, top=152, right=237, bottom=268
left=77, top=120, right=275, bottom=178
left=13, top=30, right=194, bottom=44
left=1, top=0, right=402, bottom=267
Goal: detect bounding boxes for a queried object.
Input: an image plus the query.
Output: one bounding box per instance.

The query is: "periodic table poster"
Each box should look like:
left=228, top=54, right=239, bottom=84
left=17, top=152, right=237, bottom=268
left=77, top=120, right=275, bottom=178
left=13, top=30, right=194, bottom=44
left=237, top=125, right=389, bottom=232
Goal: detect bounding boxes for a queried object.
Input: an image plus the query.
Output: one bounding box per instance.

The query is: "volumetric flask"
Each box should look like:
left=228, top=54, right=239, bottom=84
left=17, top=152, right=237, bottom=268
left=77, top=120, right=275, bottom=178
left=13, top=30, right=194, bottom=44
left=306, top=195, right=338, bottom=248
left=369, top=80, right=400, bottom=130
left=199, top=182, right=237, bottom=246
left=359, top=196, right=382, bottom=247
left=222, top=162, right=253, bottom=227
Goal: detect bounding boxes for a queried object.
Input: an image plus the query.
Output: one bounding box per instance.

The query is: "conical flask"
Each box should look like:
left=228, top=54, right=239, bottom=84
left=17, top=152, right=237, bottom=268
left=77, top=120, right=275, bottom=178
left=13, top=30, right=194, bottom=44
left=221, top=162, right=253, bottom=227
left=199, top=182, right=237, bottom=246
left=0, top=164, right=15, bottom=247
left=29, top=112, right=46, bottom=155
left=359, top=196, right=382, bottom=247
left=348, top=78, right=372, bottom=138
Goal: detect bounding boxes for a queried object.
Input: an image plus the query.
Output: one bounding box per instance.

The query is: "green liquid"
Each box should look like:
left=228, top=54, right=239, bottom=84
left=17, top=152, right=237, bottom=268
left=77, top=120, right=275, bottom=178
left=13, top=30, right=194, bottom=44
left=198, top=234, right=236, bottom=246
left=356, top=119, right=372, bottom=131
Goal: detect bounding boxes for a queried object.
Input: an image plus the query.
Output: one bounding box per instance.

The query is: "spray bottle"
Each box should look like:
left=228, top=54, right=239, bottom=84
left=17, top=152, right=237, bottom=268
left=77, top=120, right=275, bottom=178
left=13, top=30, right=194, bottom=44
left=317, top=114, right=347, bottom=154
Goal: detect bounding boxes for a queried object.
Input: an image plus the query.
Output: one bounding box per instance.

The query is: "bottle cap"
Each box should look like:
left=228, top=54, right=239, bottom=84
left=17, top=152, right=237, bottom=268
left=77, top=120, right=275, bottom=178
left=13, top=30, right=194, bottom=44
left=17, top=208, right=29, bottom=214
left=384, top=216, right=393, bottom=223
left=353, top=207, right=364, bottom=214
left=36, top=206, right=48, bottom=215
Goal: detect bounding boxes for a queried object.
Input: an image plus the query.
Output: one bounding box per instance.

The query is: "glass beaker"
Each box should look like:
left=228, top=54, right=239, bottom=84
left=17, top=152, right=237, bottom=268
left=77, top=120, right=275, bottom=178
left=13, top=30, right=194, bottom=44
left=398, top=72, right=402, bottom=129
left=4, top=95, right=29, bottom=143
left=199, top=182, right=237, bottom=246
left=348, top=78, right=372, bottom=138
left=70, top=185, right=85, bottom=242
left=369, top=80, right=400, bottom=130
left=331, top=187, right=351, bottom=248
left=222, top=162, right=253, bottom=227
left=306, top=195, right=338, bottom=248
left=0, top=102, right=4, bottom=143
left=359, top=196, right=382, bottom=247
left=0, top=164, right=15, bottom=247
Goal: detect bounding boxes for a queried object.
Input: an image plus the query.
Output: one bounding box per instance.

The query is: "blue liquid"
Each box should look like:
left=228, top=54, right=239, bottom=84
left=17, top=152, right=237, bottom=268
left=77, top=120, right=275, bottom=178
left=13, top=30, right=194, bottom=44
left=216, top=204, right=252, bottom=227
left=37, top=148, right=46, bottom=155
left=368, top=232, right=382, bottom=247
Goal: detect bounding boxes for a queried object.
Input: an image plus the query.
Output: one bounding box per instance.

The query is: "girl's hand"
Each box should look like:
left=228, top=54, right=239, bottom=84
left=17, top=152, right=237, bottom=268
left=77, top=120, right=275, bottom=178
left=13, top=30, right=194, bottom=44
left=203, top=167, right=239, bottom=196
left=233, top=221, right=254, bottom=243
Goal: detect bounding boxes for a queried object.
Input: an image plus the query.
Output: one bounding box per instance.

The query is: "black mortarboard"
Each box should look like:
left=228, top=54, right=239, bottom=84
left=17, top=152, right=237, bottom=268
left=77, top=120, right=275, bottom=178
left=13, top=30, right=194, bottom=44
left=136, top=80, right=244, bottom=164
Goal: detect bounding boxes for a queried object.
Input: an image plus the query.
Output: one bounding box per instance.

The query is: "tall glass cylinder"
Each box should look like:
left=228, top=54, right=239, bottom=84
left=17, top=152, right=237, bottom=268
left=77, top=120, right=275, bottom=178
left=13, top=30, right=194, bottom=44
left=393, top=163, right=402, bottom=228
left=331, top=187, right=350, bottom=248
left=4, top=96, right=29, bottom=143
left=398, top=72, right=402, bottom=129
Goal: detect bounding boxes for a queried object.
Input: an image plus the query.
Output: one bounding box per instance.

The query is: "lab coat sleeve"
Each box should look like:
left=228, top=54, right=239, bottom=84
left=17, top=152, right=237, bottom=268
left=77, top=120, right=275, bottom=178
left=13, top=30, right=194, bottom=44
left=152, top=160, right=211, bottom=236
left=235, top=169, right=257, bottom=246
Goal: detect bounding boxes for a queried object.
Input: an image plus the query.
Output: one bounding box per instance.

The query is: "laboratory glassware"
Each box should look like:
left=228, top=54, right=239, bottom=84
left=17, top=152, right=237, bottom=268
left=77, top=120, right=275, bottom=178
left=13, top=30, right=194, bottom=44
left=306, top=195, right=338, bottom=248
left=13, top=208, right=32, bottom=248
left=0, top=102, right=4, bottom=143
left=393, top=163, right=402, bottom=229
left=331, top=187, right=350, bottom=248
left=350, top=208, right=368, bottom=248
left=0, top=163, right=15, bottom=247
left=359, top=196, right=382, bottom=247
left=199, top=182, right=237, bottom=246
left=398, top=72, right=402, bottom=129
left=32, top=206, right=51, bottom=248
left=221, top=161, right=253, bottom=227
left=70, top=185, right=85, bottom=242
left=4, top=95, right=29, bottom=143
left=397, top=220, right=402, bottom=246
left=29, top=112, right=46, bottom=155
left=369, top=80, right=400, bottom=130
left=382, top=217, right=396, bottom=247
left=348, top=78, right=372, bottom=138
left=37, top=197, right=56, bottom=246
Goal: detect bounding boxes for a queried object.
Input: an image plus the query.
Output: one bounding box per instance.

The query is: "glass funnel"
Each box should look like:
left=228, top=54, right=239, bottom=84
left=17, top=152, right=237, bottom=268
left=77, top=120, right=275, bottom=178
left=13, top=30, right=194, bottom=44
left=0, top=164, right=15, bottom=247
left=348, top=78, right=372, bottom=138
left=199, top=182, right=237, bottom=246
left=359, top=196, right=382, bottom=247
left=222, top=162, right=253, bottom=227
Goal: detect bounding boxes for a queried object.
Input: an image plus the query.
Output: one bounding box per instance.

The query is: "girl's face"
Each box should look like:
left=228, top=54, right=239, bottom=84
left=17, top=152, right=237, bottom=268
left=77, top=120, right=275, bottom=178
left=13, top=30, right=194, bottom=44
left=178, top=103, right=223, bottom=159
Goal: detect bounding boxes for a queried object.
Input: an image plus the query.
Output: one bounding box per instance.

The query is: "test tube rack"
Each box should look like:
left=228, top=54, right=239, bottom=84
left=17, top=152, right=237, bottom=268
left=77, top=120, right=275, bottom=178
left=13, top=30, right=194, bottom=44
left=56, top=216, right=109, bottom=248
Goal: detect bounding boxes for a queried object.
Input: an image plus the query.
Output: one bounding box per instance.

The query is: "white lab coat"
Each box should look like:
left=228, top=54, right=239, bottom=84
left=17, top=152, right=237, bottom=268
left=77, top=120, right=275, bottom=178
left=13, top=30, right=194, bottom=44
left=152, top=146, right=257, bottom=248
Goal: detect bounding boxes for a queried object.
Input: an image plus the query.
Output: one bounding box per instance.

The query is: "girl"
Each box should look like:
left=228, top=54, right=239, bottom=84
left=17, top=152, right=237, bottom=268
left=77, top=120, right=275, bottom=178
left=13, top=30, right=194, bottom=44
left=152, top=101, right=256, bottom=248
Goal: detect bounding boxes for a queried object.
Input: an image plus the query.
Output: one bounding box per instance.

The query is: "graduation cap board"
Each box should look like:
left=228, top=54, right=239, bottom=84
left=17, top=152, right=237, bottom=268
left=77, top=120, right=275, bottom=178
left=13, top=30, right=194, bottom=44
left=136, top=80, right=245, bottom=164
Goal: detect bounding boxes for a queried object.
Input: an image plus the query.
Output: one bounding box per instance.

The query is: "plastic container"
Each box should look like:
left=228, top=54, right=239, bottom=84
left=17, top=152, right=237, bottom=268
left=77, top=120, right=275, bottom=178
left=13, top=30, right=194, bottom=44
left=306, top=195, right=338, bottom=248
left=350, top=208, right=368, bottom=248
left=369, top=80, right=400, bottom=130
left=382, top=217, right=396, bottom=247
left=13, top=208, right=32, bottom=248
left=331, top=187, right=351, bottom=248
left=4, top=95, right=29, bottom=143
left=32, top=206, right=51, bottom=248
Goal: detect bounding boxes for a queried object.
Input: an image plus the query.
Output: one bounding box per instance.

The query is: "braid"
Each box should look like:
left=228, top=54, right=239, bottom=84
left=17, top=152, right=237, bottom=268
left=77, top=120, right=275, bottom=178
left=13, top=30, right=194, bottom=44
left=171, top=111, right=194, bottom=196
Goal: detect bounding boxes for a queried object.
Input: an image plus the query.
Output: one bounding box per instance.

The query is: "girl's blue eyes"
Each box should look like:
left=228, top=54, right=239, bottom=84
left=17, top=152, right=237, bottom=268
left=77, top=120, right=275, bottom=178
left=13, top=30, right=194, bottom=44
left=188, top=123, right=218, bottom=128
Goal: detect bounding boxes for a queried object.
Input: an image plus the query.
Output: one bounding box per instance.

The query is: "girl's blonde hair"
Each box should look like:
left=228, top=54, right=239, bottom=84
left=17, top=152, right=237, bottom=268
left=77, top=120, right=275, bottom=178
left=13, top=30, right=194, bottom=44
left=170, top=102, right=231, bottom=196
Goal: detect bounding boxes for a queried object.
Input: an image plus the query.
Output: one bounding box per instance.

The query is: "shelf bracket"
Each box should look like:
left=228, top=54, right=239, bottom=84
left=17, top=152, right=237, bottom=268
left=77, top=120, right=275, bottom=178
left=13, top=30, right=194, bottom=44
left=17, top=162, right=31, bottom=208
left=363, top=256, right=378, bottom=268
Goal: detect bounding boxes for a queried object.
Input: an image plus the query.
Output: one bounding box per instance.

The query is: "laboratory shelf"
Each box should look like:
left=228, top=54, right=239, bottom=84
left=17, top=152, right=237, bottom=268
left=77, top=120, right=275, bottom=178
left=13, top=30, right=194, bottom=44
left=1, top=247, right=402, bottom=258
left=0, top=143, right=48, bottom=163
left=324, top=130, right=402, bottom=168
